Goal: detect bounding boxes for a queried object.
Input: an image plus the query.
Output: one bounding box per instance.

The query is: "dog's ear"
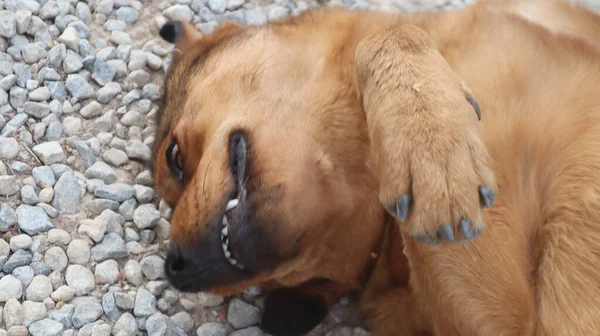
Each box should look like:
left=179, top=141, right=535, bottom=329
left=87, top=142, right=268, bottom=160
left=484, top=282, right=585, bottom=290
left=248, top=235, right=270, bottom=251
left=159, top=21, right=203, bottom=55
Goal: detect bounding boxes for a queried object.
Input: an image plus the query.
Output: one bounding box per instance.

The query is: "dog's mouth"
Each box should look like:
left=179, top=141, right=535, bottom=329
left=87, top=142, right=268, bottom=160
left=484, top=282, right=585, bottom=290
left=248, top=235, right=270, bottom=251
left=220, top=131, right=250, bottom=270
left=221, top=191, right=246, bottom=270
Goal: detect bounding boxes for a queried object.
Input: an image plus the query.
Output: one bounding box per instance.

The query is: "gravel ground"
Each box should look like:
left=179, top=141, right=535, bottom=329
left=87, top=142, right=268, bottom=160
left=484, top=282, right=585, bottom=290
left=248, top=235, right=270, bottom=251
left=0, top=0, right=598, bottom=335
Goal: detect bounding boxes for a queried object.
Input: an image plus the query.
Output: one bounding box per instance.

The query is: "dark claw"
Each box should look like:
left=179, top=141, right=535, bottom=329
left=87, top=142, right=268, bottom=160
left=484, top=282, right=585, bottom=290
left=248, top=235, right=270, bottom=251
left=395, top=194, right=412, bottom=222
left=459, top=218, right=473, bottom=241
left=467, top=94, right=481, bottom=121
left=479, top=186, right=496, bottom=208
left=437, top=223, right=455, bottom=241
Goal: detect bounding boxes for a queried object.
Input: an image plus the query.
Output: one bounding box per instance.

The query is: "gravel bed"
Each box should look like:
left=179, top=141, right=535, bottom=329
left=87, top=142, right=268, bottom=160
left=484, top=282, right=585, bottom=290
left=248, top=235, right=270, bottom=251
left=0, top=0, right=598, bottom=335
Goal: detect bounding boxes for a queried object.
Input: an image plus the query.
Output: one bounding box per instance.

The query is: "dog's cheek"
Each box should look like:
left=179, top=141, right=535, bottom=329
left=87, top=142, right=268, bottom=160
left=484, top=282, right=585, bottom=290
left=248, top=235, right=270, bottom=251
left=260, top=287, right=329, bottom=336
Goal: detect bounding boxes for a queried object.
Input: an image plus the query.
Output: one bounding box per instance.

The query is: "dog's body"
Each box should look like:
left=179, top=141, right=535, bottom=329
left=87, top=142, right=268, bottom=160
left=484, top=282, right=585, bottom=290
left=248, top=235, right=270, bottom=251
left=152, top=1, right=600, bottom=335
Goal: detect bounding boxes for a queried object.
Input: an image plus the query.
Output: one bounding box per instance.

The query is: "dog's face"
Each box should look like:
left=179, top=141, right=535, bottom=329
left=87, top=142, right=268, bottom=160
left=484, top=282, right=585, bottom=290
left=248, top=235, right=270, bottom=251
left=153, top=15, right=386, bottom=295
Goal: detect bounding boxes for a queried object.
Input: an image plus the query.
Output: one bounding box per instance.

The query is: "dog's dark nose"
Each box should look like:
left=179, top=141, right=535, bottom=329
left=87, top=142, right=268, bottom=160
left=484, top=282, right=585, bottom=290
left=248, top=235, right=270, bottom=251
left=165, top=242, right=186, bottom=277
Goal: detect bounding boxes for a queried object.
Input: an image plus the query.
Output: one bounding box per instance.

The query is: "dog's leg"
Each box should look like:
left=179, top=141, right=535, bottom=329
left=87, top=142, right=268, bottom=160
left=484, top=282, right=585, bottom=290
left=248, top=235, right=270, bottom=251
left=355, top=24, right=496, bottom=246
left=354, top=24, right=534, bottom=335
left=260, top=280, right=353, bottom=336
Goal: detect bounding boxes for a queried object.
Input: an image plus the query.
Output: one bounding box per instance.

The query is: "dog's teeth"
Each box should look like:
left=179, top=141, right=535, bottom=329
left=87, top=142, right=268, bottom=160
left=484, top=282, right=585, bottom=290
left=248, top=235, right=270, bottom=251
left=224, top=250, right=231, bottom=258
left=226, top=199, right=239, bottom=211
left=222, top=243, right=228, bottom=252
left=222, top=216, right=228, bottom=227
left=221, top=226, right=228, bottom=236
left=228, top=257, right=237, bottom=265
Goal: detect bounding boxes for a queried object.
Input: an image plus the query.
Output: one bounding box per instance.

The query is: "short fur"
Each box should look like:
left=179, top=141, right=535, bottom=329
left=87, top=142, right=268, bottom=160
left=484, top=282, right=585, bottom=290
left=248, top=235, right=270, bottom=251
left=152, top=1, right=600, bottom=335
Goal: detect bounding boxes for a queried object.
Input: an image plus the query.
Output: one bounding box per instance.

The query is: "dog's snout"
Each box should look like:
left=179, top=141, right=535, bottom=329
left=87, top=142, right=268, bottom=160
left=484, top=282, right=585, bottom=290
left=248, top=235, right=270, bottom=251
left=165, top=242, right=186, bottom=277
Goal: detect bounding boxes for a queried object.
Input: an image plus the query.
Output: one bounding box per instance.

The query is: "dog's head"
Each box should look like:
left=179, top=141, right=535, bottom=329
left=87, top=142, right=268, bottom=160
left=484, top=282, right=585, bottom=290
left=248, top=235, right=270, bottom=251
left=152, top=11, right=387, bottom=295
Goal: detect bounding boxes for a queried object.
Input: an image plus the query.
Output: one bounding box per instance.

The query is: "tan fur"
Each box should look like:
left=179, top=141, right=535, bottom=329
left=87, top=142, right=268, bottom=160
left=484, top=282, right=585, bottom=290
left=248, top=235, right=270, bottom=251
left=153, top=1, right=600, bottom=335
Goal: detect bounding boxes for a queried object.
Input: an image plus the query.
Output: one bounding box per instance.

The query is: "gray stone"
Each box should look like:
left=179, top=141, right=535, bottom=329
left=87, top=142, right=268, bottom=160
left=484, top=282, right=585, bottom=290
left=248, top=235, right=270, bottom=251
left=85, top=162, right=116, bottom=184
left=29, top=318, right=64, bottom=336
left=16, top=205, right=53, bottom=235
left=22, top=42, right=47, bottom=64
left=196, top=322, right=227, bottom=336
left=32, top=141, right=65, bottom=165
left=32, top=166, right=55, bottom=188
left=66, top=239, right=90, bottom=265
left=22, top=300, right=47, bottom=327
left=139, top=230, right=155, bottom=244
left=38, top=189, right=54, bottom=204
left=45, top=121, right=63, bottom=141
left=140, top=255, right=164, bottom=280
left=65, top=265, right=95, bottom=296
left=0, top=202, right=17, bottom=231
left=90, top=233, right=128, bottom=262
left=13, top=63, right=31, bottom=87
left=25, top=275, right=53, bottom=302
left=76, top=2, right=92, bottom=24
left=20, top=185, right=39, bottom=205
left=94, top=183, right=135, bottom=203
left=96, top=0, right=115, bottom=15
left=0, top=11, right=16, bottom=38
left=227, top=298, right=261, bottom=329
left=96, top=82, right=121, bottom=104
left=102, top=148, right=129, bottom=167
left=48, top=303, right=74, bottom=329
left=65, top=74, right=94, bottom=100
left=113, top=312, right=137, bottom=335
left=133, top=204, right=160, bottom=230
left=39, top=67, right=61, bottom=81
left=29, top=87, right=51, bottom=101
left=4, top=0, right=41, bottom=12
left=0, top=137, right=19, bottom=159
left=145, top=313, right=186, bottom=336
left=110, top=31, right=132, bottom=45
left=71, top=298, right=103, bottom=328
left=91, top=59, right=115, bottom=86
left=93, top=110, right=115, bottom=132
left=125, top=140, right=151, bottom=162
left=43, top=246, right=68, bottom=272
left=51, top=285, right=74, bottom=302
left=23, top=102, right=51, bottom=119
left=57, top=27, right=79, bottom=52
left=94, top=259, right=119, bottom=284
left=100, top=292, right=118, bottom=322
left=51, top=171, right=84, bottom=214
left=0, top=238, right=9, bottom=256
left=134, top=288, right=157, bottom=317
left=0, top=75, right=17, bottom=91
left=170, top=312, right=194, bottom=332
left=39, top=1, right=60, bottom=20
left=127, top=70, right=150, bottom=87
left=47, top=229, right=71, bottom=245
left=46, top=81, right=68, bottom=102
left=0, top=275, right=22, bottom=302
left=62, top=53, right=83, bottom=74
left=3, top=298, right=24, bottom=328
left=0, top=175, right=19, bottom=196
left=86, top=199, right=119, bottom=216
left=114, top=292, right=135, bottom=310
left=79, top=101, right=102, bottom=119
left=13, top=265, right=35, bottom=287
left=1, top=113, right=27, bottom=137
left=163, top=5, right=194, bottom=21
left=10, top=234, right=32, bottom=251
left=62, top=116, right=81, bottom=135
left=30, top=262, right=52, bottom=276
left=208, top=0, right=227, bottom=14
left=124, top=259, right=143, bottom=286
left=116, top=7, right=139, bottom=23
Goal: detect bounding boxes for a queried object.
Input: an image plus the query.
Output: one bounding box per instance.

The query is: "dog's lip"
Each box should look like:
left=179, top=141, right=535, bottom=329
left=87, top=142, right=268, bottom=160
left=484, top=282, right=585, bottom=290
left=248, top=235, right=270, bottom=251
left=220, top=185, right=248, bottom=270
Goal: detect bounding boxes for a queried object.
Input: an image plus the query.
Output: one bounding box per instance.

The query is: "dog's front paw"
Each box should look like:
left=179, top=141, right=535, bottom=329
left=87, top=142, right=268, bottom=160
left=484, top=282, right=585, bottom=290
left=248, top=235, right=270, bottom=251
left=261, top=287, right=328, bottom=336
left=379, top=96, right=497, bottom=245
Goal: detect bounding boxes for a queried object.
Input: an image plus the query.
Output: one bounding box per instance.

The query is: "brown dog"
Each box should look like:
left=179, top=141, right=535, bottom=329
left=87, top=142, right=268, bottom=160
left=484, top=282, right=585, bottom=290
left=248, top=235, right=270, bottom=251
left=151, top=0, right=600, bottom=335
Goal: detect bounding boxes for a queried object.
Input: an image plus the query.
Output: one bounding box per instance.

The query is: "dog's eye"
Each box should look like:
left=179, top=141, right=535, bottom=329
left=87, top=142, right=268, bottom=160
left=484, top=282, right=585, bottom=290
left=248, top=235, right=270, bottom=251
left=166, top=140, right=184, bottom=181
